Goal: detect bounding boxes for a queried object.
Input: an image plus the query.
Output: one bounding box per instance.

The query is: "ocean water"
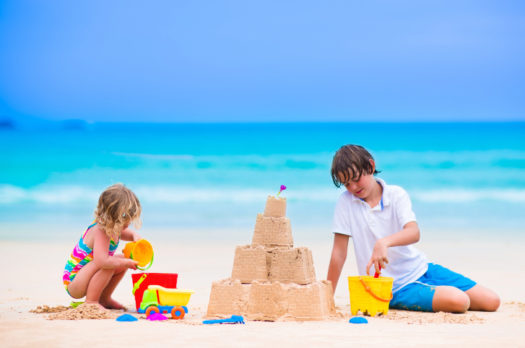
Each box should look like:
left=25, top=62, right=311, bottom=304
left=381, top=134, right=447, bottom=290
left=1, top=122, right=524, bottom=241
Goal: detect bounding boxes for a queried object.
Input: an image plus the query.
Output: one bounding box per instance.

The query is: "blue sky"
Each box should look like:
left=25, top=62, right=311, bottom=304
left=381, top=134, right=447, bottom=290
left=1, top=1, right=524, bottom=123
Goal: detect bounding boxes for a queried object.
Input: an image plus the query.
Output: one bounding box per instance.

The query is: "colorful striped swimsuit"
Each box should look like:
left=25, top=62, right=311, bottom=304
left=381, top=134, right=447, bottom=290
left=62, top=222, right=120, bottom=292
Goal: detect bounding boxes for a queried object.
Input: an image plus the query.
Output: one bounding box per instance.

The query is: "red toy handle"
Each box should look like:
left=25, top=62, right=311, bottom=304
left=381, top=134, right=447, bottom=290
left=374, top=265, right=381, bottom=278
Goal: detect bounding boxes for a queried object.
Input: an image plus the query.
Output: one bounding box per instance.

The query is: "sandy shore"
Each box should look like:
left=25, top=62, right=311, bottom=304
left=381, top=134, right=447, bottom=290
left=1, top=230, right=524, bottom=347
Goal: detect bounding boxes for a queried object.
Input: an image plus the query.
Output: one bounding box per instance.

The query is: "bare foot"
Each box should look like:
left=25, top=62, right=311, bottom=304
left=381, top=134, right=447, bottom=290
left=84, top=301, right=108, bottom=311
left=100, top=298, right=126, bottom=310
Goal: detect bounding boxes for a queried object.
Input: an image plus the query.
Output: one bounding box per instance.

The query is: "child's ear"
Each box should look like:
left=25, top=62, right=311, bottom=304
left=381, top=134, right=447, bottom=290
left=369, top=159, right=376, bottom=173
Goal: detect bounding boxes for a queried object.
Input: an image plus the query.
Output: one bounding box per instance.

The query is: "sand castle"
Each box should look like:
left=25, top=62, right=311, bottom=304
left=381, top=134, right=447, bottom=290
left=206, top=194, right=335, bottom=321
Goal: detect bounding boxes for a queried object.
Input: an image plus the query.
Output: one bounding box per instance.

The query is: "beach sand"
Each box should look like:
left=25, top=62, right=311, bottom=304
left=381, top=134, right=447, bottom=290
left=1, top=229, right=524, bottom=347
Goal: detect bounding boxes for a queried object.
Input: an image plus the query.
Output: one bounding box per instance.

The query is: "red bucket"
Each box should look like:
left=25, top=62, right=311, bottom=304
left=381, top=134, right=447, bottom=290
left=131, top=273, right=178, bottom=311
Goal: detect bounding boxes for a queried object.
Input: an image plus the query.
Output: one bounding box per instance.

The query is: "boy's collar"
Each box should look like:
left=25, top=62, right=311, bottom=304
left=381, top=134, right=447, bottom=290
left=375, top=178, right=390, bottom=207
left=375, top=178, right=391, bottom=208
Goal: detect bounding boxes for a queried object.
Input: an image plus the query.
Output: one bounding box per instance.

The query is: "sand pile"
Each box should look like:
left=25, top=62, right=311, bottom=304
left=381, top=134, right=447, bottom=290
left=206, top=195, right=335, bottom=321
left=30, top=305, right=70, bottom=314
left=47, top=303, right=119, bottom=320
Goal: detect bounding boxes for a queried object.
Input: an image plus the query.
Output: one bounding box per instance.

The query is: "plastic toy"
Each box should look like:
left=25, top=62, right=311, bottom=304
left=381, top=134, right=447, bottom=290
left=347, top=275, right=393, bottom=317
left=70, top=301, right=84, bottom=308
left=349, top=316, right=368, bottom=324
left=374, top=265, right=381, bottom=278
left=131, top=273, right=178, bottom=311
left=123, top=239, right=154, bottom=271
left=116, top=314, right=138, bottom=322
left=202, top=315, right=245, bottom=325
left=147, top=312, right=168, bottom=321
left=138, top=285, right=194, bottom=320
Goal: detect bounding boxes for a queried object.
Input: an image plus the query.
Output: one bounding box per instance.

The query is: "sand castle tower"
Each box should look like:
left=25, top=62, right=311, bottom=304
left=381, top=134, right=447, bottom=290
left=206, top=192, right=335, bottom=321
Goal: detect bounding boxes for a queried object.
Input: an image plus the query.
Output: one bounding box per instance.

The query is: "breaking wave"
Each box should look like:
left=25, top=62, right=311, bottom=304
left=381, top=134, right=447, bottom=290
left=1, top=184, right=524, bottom=204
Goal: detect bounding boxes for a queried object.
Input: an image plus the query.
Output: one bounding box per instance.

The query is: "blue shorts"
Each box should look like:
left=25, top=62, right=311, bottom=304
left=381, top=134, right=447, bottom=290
left=389, top=263, right=476, bottom=312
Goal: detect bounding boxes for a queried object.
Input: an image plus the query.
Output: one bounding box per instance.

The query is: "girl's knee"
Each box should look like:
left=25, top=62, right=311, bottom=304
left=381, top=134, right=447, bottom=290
left=99, top=267, right=116, bottom=276
left=101, top=265, right=128, bottom=275
left=115, top=265, right=129, bottom=274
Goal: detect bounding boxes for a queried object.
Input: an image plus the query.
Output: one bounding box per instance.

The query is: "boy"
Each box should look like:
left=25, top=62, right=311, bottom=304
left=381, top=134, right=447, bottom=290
left=326, top=145, right=500, bottom=312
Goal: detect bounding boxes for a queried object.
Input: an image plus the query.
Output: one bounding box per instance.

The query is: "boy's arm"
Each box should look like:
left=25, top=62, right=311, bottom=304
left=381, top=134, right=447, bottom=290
left=327, top=233, right=350, bottom=293
left=120, top=227, right=142, bottom=242
left=366, top=221, right=420, bottom=275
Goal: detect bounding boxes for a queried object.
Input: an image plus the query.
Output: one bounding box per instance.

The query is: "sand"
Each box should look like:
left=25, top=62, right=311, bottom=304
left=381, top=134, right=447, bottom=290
left=1, top=229, right=525, bottom=347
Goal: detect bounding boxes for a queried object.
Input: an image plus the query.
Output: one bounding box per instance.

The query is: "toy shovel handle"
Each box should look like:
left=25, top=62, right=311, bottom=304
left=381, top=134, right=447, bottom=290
left=374, top=265, right=381, bottom=278
left=132, top=273, right=148, bottom=295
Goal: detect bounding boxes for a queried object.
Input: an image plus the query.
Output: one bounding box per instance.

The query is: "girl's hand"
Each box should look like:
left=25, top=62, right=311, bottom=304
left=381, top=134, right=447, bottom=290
left=125, top=259, right=139, bottom=270
left=366, top=239, right=389, bottom=276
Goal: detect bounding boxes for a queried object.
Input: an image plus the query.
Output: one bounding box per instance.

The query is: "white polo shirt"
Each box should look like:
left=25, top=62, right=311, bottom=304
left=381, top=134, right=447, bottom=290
left=332, top=178, right=428, bottom=292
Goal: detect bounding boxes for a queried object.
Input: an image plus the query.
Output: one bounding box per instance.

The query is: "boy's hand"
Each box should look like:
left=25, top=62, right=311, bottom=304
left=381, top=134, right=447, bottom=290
left=366, top=239, right=389, bottom=276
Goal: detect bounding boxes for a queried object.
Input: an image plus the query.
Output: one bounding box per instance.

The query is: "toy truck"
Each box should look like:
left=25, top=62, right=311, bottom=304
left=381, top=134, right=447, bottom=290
left=138, top=285, right=194, bottom=319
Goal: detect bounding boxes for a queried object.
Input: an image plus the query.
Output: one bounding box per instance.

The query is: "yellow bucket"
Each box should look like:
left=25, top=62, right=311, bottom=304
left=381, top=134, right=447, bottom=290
left=123, top=239, right=154, bottom=271
left=148, top=285, right=194, bottom=306
left=348, top=276, right=393, bottom=316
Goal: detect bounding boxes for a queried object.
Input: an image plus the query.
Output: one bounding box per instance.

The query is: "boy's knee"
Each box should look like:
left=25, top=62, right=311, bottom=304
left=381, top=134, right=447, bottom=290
left=451, top=293, right=470, bottom=313
left=483, top=293, right=500, bottom=312
left=438, top=292, right=470, bottom=313
left=433, top=287, right=470, bottom=313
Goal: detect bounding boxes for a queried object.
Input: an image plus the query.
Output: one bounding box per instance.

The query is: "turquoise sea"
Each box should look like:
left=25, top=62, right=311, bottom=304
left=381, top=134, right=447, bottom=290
left=1, top=122, right=524, bottom=241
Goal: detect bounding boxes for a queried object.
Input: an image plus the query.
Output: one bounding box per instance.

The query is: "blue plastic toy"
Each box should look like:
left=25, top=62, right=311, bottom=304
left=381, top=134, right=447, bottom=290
left=349, top=316, right=368, bottom=324
left=116, top=314, right=138, bottom=322
left=203, top=315, right=245, bottom=324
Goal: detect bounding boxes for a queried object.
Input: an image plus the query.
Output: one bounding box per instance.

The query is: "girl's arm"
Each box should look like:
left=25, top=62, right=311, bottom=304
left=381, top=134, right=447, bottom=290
left=92, top=227, right=137, bottom=269
left=366, top=221, right=420, bottom=275
left=121, top=227, right=142, bottom=242
left=327, top=233, right=350, bottom=293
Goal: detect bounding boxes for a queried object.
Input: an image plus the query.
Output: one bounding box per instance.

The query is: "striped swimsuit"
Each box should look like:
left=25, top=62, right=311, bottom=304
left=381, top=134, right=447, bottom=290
left=62, top=222, right=120, bottom=293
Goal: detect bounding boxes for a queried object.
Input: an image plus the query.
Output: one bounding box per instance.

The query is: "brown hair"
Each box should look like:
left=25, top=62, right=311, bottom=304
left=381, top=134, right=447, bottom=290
left=331, top=145, right=380, bottom=187
left=94, top=183, right=142, bottom=239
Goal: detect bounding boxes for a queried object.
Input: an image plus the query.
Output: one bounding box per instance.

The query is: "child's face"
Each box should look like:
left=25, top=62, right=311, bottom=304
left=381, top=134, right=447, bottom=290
left=339, top=171, right=377, bottom=200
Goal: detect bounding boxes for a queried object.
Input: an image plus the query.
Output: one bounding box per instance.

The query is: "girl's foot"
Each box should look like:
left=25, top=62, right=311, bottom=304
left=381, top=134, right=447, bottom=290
left=84, top=301, right=108, bottom=311
left=100, top=298, right=126, bottom=310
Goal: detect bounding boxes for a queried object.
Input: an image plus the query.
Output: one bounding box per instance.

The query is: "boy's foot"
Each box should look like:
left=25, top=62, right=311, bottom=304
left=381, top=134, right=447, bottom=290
left=100, top=298, right=126, bottom=310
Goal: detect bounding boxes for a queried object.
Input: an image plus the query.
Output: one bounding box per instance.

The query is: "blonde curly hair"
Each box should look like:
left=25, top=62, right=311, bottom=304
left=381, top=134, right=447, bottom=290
left=94, top=184, right=142, bottom=239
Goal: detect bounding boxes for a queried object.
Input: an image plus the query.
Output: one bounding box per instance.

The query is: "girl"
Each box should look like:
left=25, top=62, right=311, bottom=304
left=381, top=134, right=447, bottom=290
left=63, top=184, right=143, bottom=310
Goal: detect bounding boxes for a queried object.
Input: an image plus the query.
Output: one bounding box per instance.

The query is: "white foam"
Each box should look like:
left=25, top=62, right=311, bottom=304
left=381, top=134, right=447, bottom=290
left=412, top=189, right=525, bottom=203
left=1, top=184, right=524, bottom=205
left=0, top=185, right=99, bottom=204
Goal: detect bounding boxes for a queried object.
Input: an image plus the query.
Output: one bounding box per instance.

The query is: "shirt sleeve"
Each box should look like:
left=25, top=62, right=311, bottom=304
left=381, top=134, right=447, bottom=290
left=394, top=188, right=417, bottom=228
left=332, top=193, right=352, bottom=236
